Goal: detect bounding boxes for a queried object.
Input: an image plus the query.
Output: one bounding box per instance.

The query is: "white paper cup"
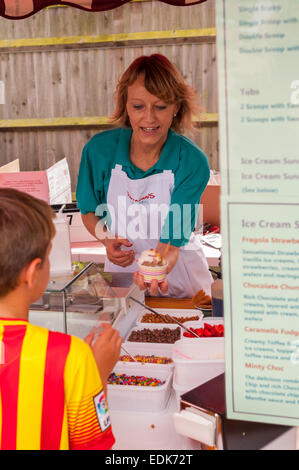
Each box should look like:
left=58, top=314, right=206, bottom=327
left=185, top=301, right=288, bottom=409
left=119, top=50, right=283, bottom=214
left=138, top=261, right=168, bottom=284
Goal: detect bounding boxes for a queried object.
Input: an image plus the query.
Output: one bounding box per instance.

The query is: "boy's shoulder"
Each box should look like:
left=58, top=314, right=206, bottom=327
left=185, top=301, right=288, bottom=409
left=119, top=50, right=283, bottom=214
left=28, top=323, right=90, bottom=358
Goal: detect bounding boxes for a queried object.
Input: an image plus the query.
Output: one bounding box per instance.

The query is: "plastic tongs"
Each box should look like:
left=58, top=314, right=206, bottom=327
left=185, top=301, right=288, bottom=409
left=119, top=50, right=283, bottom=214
left=129, top=296, right=201, bottom=338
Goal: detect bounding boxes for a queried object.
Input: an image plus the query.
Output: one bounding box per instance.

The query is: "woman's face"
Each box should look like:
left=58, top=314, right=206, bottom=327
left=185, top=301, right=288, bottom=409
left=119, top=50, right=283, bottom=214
left=126, top=74, right=179, bottom=148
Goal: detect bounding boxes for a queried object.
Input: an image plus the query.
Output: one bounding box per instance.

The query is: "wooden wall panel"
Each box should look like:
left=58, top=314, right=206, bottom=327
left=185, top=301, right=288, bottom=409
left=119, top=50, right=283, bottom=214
left=0, top=0, right=219, bottom=191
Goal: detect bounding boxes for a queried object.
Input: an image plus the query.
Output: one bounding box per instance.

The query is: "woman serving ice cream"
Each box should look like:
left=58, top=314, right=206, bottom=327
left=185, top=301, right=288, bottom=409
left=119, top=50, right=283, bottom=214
left=76, top=54, right=212, bottom=298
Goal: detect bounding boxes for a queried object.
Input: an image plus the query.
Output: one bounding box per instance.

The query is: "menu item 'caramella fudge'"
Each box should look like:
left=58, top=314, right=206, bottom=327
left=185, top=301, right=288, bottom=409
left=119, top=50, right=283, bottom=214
left=137, top=248, right=168, bottom=283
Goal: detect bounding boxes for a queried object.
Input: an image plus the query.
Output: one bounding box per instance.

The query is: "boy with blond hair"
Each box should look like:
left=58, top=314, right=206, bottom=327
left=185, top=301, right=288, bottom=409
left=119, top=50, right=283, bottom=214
left=0, top=188, right=122, bottom=450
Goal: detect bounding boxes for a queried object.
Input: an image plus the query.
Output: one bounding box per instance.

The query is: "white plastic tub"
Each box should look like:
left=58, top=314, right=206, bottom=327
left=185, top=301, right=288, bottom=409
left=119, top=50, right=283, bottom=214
left=125, top=323, right=181, bottom=352
left=107, top=362, right=173, bottom=412
left=180, top=317, right=224, bottom=341
left=136, top=308, right=203, bottom=325
left=197, top=317, right=224, bottom=324
left=172, top=372, right=195, bottom=410
left=172, top=338, right=225, bottom=389
left=120, top=342, right=174, bottom=370
left=183, top=317, right=224, bottom=329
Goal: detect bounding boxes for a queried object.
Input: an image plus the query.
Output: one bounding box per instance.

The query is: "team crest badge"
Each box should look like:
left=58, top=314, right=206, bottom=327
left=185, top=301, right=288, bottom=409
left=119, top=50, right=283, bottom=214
left=93, top=390, right=111, bottom=431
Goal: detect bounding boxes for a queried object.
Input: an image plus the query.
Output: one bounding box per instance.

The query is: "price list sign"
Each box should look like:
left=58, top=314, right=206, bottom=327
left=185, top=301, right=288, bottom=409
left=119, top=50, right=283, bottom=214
left=216, top=0, right=299, bottom=425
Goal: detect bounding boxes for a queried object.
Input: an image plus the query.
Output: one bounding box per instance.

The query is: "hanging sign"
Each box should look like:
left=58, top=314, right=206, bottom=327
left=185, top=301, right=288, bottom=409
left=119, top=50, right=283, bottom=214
left=216, top=0, right=299, bottom=426
left=0, top=0, right=209, bottom=20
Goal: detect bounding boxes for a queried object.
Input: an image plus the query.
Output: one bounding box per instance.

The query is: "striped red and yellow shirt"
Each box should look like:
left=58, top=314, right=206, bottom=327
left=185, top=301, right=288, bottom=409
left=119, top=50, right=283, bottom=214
left=0, top=318, right=115, bottom=450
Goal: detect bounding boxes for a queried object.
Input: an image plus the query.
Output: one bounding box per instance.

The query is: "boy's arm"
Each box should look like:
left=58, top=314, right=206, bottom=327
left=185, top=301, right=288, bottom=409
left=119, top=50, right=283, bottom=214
left=84, top=324, right=123, bottom=398
left=64, top=336, right=118, bottom=451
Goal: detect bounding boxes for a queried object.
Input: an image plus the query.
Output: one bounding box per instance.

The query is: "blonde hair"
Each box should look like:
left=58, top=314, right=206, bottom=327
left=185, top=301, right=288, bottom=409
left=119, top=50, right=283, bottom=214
left=0, top=188, right=55, bottom=297
left=111, top=54, right=200, bottom=134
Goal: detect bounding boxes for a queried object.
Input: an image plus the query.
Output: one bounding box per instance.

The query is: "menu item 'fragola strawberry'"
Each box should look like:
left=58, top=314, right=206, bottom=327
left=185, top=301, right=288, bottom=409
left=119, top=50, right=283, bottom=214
left=183, top=323, right=224, bottom=338
left=137, top=248, right=167, bottom=283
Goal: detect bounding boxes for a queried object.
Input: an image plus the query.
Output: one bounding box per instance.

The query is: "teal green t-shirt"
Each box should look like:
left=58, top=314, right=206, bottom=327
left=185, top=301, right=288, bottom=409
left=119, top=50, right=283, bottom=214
left=76, top=127, right=210, bottom=247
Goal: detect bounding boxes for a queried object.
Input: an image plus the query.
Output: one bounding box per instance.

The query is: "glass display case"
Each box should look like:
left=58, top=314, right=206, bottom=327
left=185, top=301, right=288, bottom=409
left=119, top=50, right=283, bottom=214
left=29, top=262, right=143, bottom=339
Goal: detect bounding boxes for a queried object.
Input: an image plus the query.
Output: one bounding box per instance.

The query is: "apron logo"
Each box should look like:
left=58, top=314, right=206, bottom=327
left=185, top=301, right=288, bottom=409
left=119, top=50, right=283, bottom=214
left=96, top=197, right=202, bottom=243
left=127, top=191, right=156, bottom=203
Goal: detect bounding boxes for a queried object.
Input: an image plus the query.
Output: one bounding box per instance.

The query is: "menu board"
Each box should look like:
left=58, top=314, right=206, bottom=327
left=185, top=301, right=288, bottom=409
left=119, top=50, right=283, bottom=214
left=216, top=0, right=299, bottom=426
left=46, top=158, right=72, bottom=205
left=0, top=158, right=72, bottom=204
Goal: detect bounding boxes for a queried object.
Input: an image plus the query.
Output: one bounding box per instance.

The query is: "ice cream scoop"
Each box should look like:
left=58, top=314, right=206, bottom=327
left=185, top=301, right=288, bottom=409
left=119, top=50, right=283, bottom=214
left=138, top=248, right=166, bottom=266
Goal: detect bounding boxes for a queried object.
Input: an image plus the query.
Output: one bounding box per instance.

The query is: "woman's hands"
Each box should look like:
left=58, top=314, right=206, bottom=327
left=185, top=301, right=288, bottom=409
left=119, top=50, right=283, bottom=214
left=133, top=242, right=180, bottom=296
left=103, top=237, right=135, bottom=267
left=133, top=273, right=168, bottom=296
left=81, top=213, right=180, bottom=294
left=81, top=212, right=135, bottom=267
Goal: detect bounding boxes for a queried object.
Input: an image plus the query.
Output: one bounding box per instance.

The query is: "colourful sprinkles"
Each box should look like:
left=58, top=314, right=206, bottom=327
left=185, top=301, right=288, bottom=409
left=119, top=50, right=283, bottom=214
left=119, top=354, right=173, bottom=364
left=108, top=373, right=165, bottom=386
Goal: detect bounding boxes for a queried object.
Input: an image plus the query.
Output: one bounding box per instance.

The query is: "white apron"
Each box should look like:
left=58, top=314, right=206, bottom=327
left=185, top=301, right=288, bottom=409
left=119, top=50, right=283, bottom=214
left=104, top=164, right=212, bottom=298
